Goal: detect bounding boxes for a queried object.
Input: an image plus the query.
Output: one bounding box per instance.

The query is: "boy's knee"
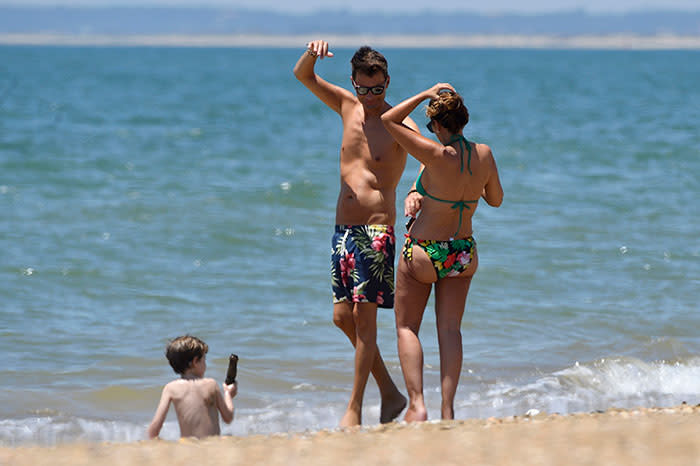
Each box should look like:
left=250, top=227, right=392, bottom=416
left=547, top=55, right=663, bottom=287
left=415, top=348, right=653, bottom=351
left=333, top=306, right=352, bottom=329
left=352, top=311, right=376, bottom=335
left=332, top=313, right=346, bottom=329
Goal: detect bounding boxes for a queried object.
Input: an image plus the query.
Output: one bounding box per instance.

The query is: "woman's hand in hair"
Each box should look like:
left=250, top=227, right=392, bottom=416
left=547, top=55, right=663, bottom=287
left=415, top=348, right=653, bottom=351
left=425, top=82, right=455, bottom=100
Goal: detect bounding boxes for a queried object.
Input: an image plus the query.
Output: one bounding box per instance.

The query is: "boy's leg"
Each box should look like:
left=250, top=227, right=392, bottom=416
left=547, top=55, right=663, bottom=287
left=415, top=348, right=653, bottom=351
left=340, top=302, right=376, bottom=426
left=334, top=302, right=406, bottom=425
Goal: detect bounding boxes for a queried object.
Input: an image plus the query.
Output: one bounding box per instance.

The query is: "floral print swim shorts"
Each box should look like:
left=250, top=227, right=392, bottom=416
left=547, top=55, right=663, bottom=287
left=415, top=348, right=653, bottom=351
left=331, top=225, right=395, bottom=308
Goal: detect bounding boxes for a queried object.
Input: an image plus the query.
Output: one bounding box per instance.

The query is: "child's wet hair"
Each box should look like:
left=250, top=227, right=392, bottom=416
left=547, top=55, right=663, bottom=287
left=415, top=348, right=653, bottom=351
left=165, top=335, right=209, bottom=374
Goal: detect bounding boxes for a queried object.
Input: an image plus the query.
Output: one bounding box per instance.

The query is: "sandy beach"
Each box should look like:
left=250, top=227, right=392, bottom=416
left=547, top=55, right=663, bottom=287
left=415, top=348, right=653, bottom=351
left=2, top=404, right=700, bottom=465
left=2, top=33, right=700, bottom=49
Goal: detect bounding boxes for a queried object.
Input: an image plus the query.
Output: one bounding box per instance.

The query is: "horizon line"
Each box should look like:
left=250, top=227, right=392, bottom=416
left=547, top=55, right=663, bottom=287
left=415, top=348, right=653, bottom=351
left=1, top=5, right=700, bottom=15
left=2, top=33, right=700, bottom=49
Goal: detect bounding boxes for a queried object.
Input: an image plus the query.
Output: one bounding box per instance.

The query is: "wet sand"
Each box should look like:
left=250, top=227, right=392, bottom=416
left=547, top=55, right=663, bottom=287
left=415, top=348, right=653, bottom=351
left=3, top=404, right=700, bottom=465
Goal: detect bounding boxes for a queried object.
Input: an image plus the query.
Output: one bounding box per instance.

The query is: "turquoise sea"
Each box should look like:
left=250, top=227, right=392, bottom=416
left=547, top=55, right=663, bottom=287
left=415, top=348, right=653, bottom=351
left=1, top=45, right=699, bottom=445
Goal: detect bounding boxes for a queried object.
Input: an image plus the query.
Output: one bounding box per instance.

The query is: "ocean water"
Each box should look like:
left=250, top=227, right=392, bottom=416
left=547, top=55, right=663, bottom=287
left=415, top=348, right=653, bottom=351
left=1, top=45, right=699, bottom=446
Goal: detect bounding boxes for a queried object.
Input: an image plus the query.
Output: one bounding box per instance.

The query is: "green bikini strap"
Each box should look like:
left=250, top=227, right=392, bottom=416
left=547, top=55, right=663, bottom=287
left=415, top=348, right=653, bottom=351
left=450, top=200, right=478, bottom=237
left=447, top=134, right=472, bottom=175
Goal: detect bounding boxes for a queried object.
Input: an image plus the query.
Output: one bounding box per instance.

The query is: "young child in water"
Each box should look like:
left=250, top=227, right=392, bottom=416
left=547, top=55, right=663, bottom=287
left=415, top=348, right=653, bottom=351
left=147, top=335, right=237, bottom=439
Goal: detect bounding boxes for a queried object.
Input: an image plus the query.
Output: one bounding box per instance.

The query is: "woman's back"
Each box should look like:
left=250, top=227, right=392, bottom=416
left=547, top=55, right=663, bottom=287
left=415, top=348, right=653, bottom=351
left=411, top=139, right=497, bottom=240
left=380, top=83, right=503, bottom=240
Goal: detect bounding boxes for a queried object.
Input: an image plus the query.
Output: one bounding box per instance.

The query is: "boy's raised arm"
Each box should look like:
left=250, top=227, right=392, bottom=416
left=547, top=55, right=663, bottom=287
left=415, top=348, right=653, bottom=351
left=293, top=39, right=351, bottom=116
left=147, top=385, right=172, bottom=439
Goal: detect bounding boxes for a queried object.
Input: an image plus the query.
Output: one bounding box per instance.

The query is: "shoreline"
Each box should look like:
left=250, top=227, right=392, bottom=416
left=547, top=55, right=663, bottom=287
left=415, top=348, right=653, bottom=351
left=2, top=33, right=700, bottom=49
left=2, top=404, right=700, bottom=465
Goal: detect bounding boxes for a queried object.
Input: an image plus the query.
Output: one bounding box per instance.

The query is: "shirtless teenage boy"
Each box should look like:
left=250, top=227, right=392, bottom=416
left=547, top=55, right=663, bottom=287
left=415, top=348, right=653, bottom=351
left=147, top=335, right=237, bottom=439
left=294, top=39, right=416, bottom=427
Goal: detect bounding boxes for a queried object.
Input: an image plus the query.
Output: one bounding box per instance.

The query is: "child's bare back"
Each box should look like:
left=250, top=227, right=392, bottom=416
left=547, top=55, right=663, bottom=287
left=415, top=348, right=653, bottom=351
left=147, top=336, right=236, bottom=440
left=164, top=377, right=223, bottom=437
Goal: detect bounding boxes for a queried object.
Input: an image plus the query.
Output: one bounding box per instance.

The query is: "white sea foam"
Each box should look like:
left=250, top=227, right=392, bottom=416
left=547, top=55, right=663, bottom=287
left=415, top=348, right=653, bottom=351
left=0, top=416, right=147, bottom=446
left=456, top=357, right=700, bottom=419
left=4, top=358, right=700, bottom=446
left=0, top=400, right=343, bottom=446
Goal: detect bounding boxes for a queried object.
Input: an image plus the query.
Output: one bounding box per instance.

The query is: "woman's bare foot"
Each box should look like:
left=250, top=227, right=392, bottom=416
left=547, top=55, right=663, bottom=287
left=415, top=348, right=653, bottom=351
left=339, top=408, right=362, bottom=427
left=403, top=404, right=428, bottom=422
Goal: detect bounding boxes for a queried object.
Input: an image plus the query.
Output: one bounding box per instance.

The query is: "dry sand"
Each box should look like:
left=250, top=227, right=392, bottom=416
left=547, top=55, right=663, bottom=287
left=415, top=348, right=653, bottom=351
left=2, top=33, right=700, bottom=49
left=2, top=404, right=700, bottom=465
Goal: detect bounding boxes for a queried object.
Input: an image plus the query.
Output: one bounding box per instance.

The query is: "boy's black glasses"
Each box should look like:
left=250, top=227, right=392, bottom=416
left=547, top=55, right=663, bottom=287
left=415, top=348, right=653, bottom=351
left=426, top=120, right=435, bottom=133
left=352, top=78, right=386, bottom=95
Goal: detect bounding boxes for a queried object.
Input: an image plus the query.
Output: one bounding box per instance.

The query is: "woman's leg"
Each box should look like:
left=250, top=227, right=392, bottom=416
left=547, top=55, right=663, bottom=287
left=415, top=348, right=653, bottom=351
left=395, top=255, right=433, bottom=422
left=434, top=251, right=477, bottom=420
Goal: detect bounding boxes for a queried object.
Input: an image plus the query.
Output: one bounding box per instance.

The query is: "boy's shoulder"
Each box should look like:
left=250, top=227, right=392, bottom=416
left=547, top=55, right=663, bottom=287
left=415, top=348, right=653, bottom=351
left=198, top=377, right=219, bottom=387
left=163, top=377, right=218, bottom=392
left=160, top=378, right=219, bottom=405
left=161, top=378, right=182, bottom=395
left=187, top=377, right=220, bottom=393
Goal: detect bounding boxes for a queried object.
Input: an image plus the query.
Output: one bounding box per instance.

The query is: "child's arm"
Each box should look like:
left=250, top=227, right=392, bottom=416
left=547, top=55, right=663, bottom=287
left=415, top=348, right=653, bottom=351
left=146, top=385, right=172, bottom=439
left=216, top=382, right=237, bottom=424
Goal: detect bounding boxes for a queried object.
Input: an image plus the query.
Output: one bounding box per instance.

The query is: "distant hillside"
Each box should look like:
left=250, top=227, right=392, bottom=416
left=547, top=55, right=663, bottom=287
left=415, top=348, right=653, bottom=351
left=1, top=7, right=699, bottom=36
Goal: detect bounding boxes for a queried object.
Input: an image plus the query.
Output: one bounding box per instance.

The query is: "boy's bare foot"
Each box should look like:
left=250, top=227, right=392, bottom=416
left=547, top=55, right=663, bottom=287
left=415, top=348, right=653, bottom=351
left=380, top=392, right=407, bottom=423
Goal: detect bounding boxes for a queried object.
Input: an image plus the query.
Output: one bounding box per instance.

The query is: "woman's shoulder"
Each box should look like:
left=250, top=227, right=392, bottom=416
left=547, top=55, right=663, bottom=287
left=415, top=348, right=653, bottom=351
left=472, top=141, right=495, bottom=160
left=471, top=140, right=490, bottom=152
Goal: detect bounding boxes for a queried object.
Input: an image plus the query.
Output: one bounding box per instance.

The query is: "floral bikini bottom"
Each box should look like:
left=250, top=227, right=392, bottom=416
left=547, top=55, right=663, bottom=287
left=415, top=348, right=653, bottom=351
left=402, top=235, right=476, bottom=279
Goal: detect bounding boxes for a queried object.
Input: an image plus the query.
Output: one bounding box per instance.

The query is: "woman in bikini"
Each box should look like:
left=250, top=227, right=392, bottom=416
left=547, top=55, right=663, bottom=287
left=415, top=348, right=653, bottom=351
left=380, top=83, right=503, bottom=421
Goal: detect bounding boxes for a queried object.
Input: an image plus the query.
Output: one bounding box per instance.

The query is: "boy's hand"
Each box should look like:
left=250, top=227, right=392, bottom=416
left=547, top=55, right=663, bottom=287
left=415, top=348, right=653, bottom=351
left=306, top=40, right=334, bottom=59
left=223, top=382, right=238, bottom=398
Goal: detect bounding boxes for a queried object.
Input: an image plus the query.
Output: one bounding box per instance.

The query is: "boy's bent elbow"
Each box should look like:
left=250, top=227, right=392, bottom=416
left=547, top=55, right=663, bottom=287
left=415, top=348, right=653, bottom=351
left=292, top=65, right=303, bottom=80
left=292, top=62, right=305, bottom=81
left=294, top=72, right=317, bottom=91
left=293, top=63, right=313, bottom=84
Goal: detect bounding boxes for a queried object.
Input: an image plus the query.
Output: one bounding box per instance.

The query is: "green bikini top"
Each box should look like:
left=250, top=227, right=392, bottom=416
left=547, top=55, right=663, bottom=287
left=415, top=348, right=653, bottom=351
left=415, top=135, right=478, bottom=237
